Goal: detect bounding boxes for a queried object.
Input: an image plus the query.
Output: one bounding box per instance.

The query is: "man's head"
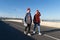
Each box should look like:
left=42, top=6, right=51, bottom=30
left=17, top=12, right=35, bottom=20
left=27, top=8, right=31, bottom=13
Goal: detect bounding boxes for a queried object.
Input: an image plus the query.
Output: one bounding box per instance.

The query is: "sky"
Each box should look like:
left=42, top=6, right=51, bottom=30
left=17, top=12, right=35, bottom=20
left=0, top=0, right=60, bottom=20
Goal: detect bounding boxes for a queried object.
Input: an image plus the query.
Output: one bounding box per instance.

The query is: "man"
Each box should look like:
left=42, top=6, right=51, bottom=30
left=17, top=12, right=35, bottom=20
left=33, top=10, right=41, bottom=35
left=24, top=8, right=32, bottom=36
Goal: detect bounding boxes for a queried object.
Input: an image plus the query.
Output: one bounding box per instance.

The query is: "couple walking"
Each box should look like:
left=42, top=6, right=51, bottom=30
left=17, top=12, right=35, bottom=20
left=24, top=8, right=41, bottom=36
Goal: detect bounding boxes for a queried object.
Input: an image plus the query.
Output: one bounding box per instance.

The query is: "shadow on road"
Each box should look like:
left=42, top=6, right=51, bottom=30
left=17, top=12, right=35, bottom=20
left=0, top=21, right=35, bottom=40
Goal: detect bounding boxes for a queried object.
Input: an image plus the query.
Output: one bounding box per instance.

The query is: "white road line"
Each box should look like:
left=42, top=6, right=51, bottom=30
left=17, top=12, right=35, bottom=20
left=44, top=34, right=60, bottom=40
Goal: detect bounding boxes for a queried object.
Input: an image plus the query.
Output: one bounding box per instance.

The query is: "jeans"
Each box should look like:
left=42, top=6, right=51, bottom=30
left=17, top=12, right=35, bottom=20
left=25, top=24, right=31, bottom=33
left=33, top=23, right=40, bottom=33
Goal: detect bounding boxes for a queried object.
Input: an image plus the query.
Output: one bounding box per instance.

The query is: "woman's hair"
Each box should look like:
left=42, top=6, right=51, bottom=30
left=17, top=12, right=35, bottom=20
left=36, top=10, right=40, bottom=14
left=35, top=10, right=41, bottom=16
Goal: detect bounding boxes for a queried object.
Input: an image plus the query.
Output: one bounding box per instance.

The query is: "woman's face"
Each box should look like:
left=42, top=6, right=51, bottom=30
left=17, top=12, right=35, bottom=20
left=35, top=10, right=39, bottom=15
left=35, top=11, right=38, bottom=14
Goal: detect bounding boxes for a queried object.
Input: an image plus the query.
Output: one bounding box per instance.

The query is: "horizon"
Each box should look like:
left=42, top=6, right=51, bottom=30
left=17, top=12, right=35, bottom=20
left=0, top=17, right=60, bottom=20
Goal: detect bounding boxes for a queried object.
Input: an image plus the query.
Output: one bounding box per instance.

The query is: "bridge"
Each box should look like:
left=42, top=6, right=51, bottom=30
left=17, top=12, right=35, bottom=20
left=0, top=18, right=60, bottom=40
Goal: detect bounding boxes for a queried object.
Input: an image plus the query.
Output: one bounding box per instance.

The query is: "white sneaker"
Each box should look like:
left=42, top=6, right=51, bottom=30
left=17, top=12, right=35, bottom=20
left=27, top=33, right=31, bottom=36
left=33, top=31, right=35, bottom=34
left=24, top=31, right=26, bottom=34
left=38, top=33, right=42, bottom=35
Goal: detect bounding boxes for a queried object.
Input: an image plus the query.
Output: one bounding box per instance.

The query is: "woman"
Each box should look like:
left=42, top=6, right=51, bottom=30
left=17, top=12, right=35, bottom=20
left=33, top=10, right=41, bottom=35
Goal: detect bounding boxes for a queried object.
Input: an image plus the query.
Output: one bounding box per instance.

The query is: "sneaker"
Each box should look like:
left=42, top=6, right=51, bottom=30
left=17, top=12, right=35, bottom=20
left=27, top=33, right=31, bottom=36
left=24, top=31, right=26, bottom=34
left=33, top=31, right=35, bottom=34
left=38, top=33, right=42, bottom=35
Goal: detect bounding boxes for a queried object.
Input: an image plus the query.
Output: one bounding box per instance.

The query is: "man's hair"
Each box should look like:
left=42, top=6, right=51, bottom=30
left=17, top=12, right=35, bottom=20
left=27, top=8, right=30, bottom=11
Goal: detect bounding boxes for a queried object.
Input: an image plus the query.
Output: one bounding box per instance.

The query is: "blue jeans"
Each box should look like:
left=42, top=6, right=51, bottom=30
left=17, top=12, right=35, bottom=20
left=33, top=23, right=40, bottom=33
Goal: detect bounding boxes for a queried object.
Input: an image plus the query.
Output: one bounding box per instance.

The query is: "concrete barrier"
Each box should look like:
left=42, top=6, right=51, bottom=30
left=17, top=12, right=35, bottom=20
left=2, top=19, right=23, bottom=23
left=41, top=21, right=60, bottom=28
left=2, top=19, right=60, bottom=28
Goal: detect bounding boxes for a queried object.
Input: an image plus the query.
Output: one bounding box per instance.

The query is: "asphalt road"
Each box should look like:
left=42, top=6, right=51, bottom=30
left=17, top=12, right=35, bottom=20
left=0, top=21, right=60, bottom=40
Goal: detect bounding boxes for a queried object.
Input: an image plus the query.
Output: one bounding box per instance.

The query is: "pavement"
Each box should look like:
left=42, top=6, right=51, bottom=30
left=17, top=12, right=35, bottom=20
left=0, top=21, right=60, bottom=40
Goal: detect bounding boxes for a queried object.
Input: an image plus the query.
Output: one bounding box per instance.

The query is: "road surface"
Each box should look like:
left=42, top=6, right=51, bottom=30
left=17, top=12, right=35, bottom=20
left=0, top=21, right=60, bottom=40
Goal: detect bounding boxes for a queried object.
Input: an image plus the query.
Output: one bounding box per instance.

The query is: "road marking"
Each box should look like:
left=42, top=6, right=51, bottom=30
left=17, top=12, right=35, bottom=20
left=44, top=34, right=60, bottom=40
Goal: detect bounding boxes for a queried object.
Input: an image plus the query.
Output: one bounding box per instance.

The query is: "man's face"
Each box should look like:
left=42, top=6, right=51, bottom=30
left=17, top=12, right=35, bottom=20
left=27, top=10, right=30, bottom=13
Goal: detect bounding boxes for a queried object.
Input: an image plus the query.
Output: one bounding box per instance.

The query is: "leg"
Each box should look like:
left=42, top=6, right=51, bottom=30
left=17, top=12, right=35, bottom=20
left=33, top=23, right=37, bottom=34
left=37, top=23, right=40, bottom=33
left=28, top=24, right=31, bottom=33
left=27, top=24, right=31, bottom=36
left=24, top=24, right=28, bottom=34
left=25, top=24, right=28, bottom=31
left=33, top=23, right=37, bottom=32
left=37, top=23, right=41, bottom=35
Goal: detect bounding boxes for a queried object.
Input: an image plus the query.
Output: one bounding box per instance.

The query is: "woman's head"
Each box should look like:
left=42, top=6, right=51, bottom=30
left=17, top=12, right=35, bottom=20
left=35, top=10, right=39, bottom=14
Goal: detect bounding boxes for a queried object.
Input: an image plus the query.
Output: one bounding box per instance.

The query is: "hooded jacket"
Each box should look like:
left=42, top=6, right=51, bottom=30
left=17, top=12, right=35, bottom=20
left=33, top=12, right=41, bottom=23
